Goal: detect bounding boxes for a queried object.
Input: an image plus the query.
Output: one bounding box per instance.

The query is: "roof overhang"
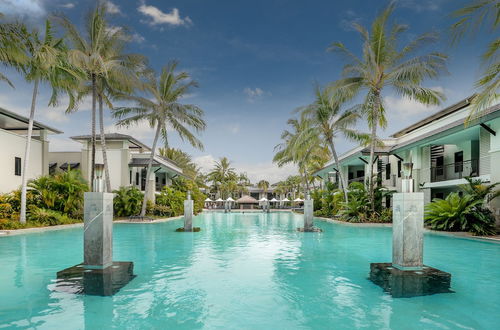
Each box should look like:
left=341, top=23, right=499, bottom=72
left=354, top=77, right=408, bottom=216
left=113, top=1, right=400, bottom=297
left=0, top=107, right=63, bottom=134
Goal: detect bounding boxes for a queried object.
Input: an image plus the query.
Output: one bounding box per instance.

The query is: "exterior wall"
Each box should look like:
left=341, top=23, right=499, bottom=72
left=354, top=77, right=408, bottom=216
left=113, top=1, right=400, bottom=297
left=48, top=152, right=82, bottom=172
left=0, top=128, right=44, bottom=193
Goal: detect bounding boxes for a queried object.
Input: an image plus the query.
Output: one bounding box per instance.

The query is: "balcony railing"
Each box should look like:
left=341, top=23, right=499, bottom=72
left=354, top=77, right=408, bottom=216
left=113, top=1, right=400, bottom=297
left=430, top=159, right=479, bottom=182
left=348, top=176, right=365, bottom=184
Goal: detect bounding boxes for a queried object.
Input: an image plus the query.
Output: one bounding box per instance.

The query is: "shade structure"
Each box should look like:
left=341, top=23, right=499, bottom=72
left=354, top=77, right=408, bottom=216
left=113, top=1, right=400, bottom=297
left=293, top=198, right=304, bottom=202
left=205, top=198, right=213, bottom=202
left=215, top=198, right=224, bottom=202
left=226, top=197, right=235, bottom=202
left=236, top=195, right=259, bottom=204
left=282, top=198, right=290, bottom=202
left=259, top=197, right=268, bottom=202
left=270, top=198, right=278, bottom=202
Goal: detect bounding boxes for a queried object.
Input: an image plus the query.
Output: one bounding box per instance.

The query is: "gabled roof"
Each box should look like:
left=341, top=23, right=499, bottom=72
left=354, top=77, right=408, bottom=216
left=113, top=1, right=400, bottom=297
left=71, top=133, right=150, bottom=150
left=0, top=107, right=63, bottom=134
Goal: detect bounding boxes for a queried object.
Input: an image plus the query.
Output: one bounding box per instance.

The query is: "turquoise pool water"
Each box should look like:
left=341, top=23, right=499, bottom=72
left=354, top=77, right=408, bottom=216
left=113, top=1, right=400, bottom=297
left=0, top=212, right=499, bottom=329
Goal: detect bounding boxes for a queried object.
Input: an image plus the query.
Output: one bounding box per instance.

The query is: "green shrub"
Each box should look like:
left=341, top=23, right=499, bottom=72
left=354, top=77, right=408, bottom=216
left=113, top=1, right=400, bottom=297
left=113, top=186, right=143, bottom=217
left=170, top=177, right=206, bottom=214
left=156, top=186, right=185, bottom=216
left=152, top=204, right=172, bottom=217
left=425, top=192, right=496, bottom=236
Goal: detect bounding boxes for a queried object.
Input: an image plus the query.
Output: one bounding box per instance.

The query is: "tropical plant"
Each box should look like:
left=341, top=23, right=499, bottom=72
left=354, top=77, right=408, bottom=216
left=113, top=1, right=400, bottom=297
left=274, top=113, right=331, bottom=192
left=170, top=177, right=206, bottom=214
left=113, top=186, right=143, bottom=217
left=56, top=4, right=145, bottom=192
left=459, top=177, right=500, bottom=203
left=28, top=207, right=76, bottom=226
left=208, top=157, right=237, bottom=197
left=312, top=182, right=344, bottom=218
left=113, top=61, right=206, bottom=216
left=425, top=193, right=496, bottom=236
left=451, top=0, right=499, bottom=120
left=18, top=20, right=80, bottom=223
left=159, top=147, right=201, bottom=180
left=299, top=85, right=369, bottom=202
left=329, top=1, right=447, bottom=210
left=156, top=186, right=186, bottom=216
left=0, top=13, right=27, bottom=86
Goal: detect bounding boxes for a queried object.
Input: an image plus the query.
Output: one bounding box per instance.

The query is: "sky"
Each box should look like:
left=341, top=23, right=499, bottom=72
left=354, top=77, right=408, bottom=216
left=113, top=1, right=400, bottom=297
left=0, top=0, right=495, bottom=183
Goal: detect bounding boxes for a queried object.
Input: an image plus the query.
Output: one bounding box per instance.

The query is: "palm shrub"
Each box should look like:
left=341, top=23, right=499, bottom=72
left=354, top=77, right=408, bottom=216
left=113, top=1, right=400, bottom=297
left=171, top=177, right=206, bottom=214
left=425, top=193, right=495, bottom=236
left=113, top=186, right=143, bottom=217
left=312, top=182, right=344, bottom=217
left=339, top=181, right=393, bottom=223
left=28, top=207, right=76, bottom=226
left=156, top=186, right=186, bottom=216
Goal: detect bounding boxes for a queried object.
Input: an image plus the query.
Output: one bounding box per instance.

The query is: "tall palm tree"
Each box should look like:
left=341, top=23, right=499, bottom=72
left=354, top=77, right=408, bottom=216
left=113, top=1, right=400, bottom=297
left=19, top=20, right=79, bottom=224
left=451, top=0, right=499, bottom=120
left=329, top=1, right=447, bottom=210
left=208, top=157, right=237, bottom=197
left=299, top=85, right=369, bottom=202
left=257, top=180, right=270, bottom=195
left=113, top=61, right=206, bottom=216
left=159, top=147, right=200, bottom=180
left=56, top=4, right=145, bottom=192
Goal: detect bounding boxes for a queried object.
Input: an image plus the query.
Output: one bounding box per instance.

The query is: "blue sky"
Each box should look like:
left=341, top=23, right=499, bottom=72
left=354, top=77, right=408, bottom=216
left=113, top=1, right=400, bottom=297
left=0, top=0, right=494, bottom=182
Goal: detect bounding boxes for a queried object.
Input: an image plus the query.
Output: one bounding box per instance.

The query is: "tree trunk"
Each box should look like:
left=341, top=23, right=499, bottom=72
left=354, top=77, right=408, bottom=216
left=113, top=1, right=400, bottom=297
left=98, top=94, right=112, bottom=192
left=328, top=139, right=348, bottom=203
left=140, top=124, right=161, bottom=217
left=90, top=74, right=96, bottom=191
left=368, top=93, right=380, bottom=212
left=19, top=79, right=39, bottom=224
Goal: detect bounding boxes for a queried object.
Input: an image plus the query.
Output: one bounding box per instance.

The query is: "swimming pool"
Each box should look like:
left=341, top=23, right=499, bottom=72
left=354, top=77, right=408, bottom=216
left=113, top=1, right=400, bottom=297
left=1, top=212, right=499, bottom=329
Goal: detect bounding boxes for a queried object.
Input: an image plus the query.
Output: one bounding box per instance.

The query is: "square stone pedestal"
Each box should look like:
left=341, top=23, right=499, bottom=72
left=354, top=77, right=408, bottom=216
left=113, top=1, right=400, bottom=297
left=369, top=263, right=452, bottom=298
left=297, top=199, right=322, bottom=232
left=55, top=262, right=135, bottom=296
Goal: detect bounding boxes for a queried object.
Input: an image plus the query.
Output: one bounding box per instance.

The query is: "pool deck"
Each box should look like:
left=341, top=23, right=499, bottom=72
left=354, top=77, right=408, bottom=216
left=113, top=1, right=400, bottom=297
left=1, top=212, right=499, bottom=243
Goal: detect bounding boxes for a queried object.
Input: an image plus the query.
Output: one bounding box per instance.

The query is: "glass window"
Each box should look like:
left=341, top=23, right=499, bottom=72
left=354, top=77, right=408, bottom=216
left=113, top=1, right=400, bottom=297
left=14, top=157, right=21, bottom=176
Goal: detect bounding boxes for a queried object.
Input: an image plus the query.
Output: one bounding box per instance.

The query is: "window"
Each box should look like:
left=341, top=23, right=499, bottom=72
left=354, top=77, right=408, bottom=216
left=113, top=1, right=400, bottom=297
left=135, top=172, right=139, bottom=185
left=385, top=163, right=391, bottom=180
left=397, top=161, right=402, bottom=178
left=129, top=170, right=132, bottom=184
left=436, top=156, right=444, bottom=176
left=14, top=157, right=21, bottom=176
left=348, top=172, right=354, bottom=180
left=356, top=170, right=364, bottom=178
left=454, top=151, right=463, bottom=173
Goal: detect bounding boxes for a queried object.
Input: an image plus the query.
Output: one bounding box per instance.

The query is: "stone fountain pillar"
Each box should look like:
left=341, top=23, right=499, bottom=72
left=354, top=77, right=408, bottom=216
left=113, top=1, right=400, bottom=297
left=369, top=171, right=452, bottom=298
left=297, top=193, right=322, bottom=232
left=184, top=191, right=194, bottom=232
left=55, top=192, right=135, bottom=296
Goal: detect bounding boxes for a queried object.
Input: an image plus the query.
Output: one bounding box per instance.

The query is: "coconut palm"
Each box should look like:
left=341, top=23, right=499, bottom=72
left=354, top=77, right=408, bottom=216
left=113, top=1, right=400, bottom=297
left=257, top=180, right=270, bottom=194
left=19, top=20, right=79, bottom=224
left=0, top=13, right=27, bottom=87
left=299, top=85, right=369, bottom=202
left=329, top=1, right=447, bottom=210
left=113, top=61, right=206, bottom=216
left=159, top=147, right=200, bottom=180
left=56, top=4, right=145, bottom=192
left=451, top=0, right=499, bottom=120
left=208, top=157, right=237, bottom=197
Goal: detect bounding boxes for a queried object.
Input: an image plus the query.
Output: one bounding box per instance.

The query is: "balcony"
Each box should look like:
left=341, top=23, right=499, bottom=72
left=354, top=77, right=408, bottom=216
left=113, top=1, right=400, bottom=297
left=430, top=159, right=479, bottom=182
left=348, top=176, right=365, bottom=184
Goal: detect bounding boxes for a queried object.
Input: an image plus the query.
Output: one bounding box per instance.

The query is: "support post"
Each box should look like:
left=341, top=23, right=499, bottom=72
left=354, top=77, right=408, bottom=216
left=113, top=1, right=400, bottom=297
left=184, top=191, right=194, bottom=231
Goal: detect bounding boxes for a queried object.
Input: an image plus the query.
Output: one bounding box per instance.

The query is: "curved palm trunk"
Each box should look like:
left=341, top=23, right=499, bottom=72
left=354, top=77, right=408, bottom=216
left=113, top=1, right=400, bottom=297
left=98, top=94, right=112, bottom=192
left=328, top=139, right=348, bottom=203
left=90, top=74, right=96, bottom=191
left=19, top=79, right=39, bottom=224
left=140, top=124, right=161, bottom=217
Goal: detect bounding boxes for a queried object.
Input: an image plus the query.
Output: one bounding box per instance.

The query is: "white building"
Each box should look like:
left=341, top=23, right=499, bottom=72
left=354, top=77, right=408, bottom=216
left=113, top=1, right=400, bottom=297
left=315, top=97, right=500, bottom=220
left=49, top=133, right=185, bottom=200
left=0, top=107, right=62, bottom=193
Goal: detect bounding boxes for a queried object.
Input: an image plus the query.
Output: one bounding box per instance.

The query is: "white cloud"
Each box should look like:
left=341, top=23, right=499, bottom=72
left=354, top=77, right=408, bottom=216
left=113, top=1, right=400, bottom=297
left=105, top=26, right=145, bottom=44
left=339, top=10, right=361, bottom=32
left=104, top=120, right=155, bottom=141
left=105, top=1, right=121, bottom=15
left=138, top=2, right=192, bottom=26
left=193, top=154, right=297, bottom=184
left=59, top=2, right=75, bottom=9
left=399, top=0, right=445, bottom=12
left=0, top=0, right=45, bottom=17
left=384, top=95, right=440, bottom=117
left=131, top=33, right=145, bottom=43
left=243, top=87, right=269, bottom=103
left=226, top=123, right=240, bottom=134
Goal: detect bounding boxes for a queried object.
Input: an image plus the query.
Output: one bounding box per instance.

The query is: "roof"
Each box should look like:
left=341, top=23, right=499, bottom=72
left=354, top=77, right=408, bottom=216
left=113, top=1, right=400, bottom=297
left=71, top=133, right=151, bottom=150
left=236, top=195, right=259, bottom=204
left=0, top=107, right=63, bottom=134
left=129, top=155, right=185, bottom=177
left=390, top=96, right=474, bottom=138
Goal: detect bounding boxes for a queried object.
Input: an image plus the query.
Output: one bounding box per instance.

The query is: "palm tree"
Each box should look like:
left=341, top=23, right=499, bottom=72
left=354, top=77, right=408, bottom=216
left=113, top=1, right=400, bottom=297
left=257, top=180, right=270, bottom=195
left=159, top=147, right=200, bottom=180
left=0, top=14, right=27, bottom=87
left=329, top=1, right=447, bottom=210
left=113, top=61, right=206, bottom=216
left=208, top=157, right=237, bottom=197
left=451, top=0, right=499, bottom=120
left=56, top=4, right=145, bottom=192
left=19, top=20, right=79, bottom=224
left=299, top=85, right=369, bottom=202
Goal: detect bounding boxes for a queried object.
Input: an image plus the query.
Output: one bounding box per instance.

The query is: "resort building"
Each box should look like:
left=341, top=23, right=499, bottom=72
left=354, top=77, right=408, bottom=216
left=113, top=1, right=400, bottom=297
left=48, top=133, right=184, bottom=199
left=315, top=97, right=500, bottom=220
left=0, top=107, right=62, bottom=193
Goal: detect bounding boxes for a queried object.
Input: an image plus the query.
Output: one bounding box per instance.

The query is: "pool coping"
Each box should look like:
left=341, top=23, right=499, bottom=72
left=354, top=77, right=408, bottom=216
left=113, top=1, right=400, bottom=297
left=314, top=216, right=500, bottom=243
